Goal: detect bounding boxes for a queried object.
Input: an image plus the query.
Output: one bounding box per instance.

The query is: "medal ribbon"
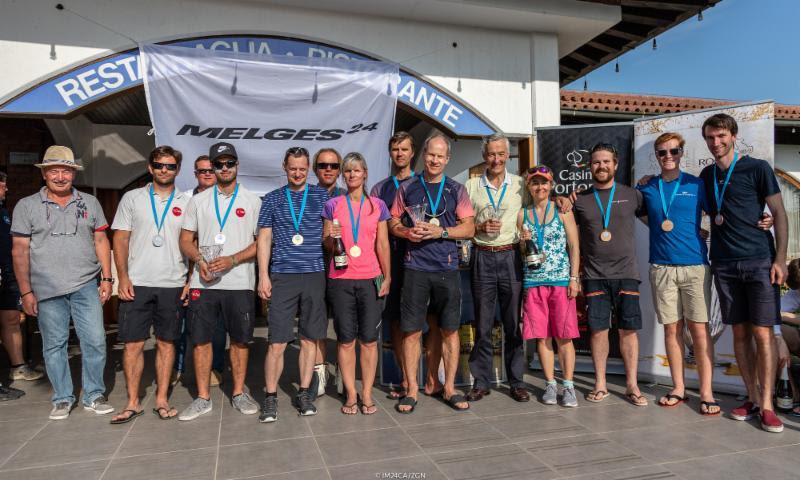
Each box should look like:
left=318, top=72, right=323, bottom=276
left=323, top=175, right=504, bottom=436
left=593, top=183, right=616, bottom=231
left=149, top=184, right=176, bottom=235
left=345, top=193, right=365, bottom=246
left=285, top=184, right=309, bottom=233
left=419, top=175, right=446, bottom=217
left=485, top=182, right=508, bottom=213
left=658, top=172, right=683, bottom=220
left=524, top=201, right=551, bottom=253
left=392, top=171, right=415, bottom=190
left=713, top=151, right=739, bottom=215
left=214, top=183, right=239, bottom=233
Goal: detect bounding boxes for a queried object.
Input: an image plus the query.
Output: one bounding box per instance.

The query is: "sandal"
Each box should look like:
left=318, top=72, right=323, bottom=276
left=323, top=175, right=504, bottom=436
left=626, top=392, right=648, bottom=407
left=341, top=402, right=358, bottom=415
left=387, top=386, right=407, bottom=400
left=443, top=394, right=470, bottom=411
left=658, top=393, right=688, bottom=408
left=152, top=406, right=177, bottom=420
left=700, top=401, right=721, bottom=416
left=361, top=403, right=378, bottom=415
left=396, top=396, right=417, bottom=414
left=585, top=390, right=609, bottom=403
left=110, top=409, right=143, bottom=424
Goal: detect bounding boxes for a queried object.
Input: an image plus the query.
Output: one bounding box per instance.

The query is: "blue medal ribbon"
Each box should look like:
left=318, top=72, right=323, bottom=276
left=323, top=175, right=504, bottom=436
left=419, top=175, right=446, bottom=217
left=392, top=171, right=415, bottom=190
left=345, top=193, right=365, bottom=245
left=285, top=184, right=309, bottom=233
left=593, top=183, right=616, bottom=230
left=713, top=151, right=739, bottom=215
left=213, top=183, right=239, bottom=233
left=485, top=182, right=508, bottom=213
left=658, top=172, right=683, bottom=220
left=525, top=201, right=551, bottom=253
left=149, top=184, right=175, bottom=234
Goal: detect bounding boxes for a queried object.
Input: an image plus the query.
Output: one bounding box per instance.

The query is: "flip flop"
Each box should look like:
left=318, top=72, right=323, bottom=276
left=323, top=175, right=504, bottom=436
left=361, top=403, right=378, bottom=415
left=585, top=390, right=609, bottom=403
left=387, top=387, right=407, bottom=400
left=626, top=392, right=648, bottom=407
left=340, top=402, right=358, bottom=415
left=423, top=389, right=443, bottom=398
left=396, top=396, right=417, bottom=414
left=699, top=401, right=721, bottom=416
left=658, top=393, right=688, bottom=408
left=152, top=406, right=177, bottom=420
left=444, top=394, right=470, bottom=411
left=110, top=409, right=143, bottom=424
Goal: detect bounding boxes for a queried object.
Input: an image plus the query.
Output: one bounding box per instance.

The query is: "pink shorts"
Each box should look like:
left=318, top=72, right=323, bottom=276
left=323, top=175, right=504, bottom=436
left=522, top=286, right=579, bottom=340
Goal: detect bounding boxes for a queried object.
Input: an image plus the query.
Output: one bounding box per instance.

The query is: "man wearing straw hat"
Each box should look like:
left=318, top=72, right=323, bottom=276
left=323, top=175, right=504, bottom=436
left=11, top=145, right=115, bottom=420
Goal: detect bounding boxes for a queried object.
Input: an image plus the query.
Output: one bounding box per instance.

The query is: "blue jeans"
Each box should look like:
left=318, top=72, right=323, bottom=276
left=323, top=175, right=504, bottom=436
left=174, top=308, right=225, bottom=373
left=38, top=280, right=107, bottom=406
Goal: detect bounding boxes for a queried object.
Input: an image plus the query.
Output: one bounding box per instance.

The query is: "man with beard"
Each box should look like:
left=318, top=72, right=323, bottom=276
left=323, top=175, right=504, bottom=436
left=12, top=146, right=114, bottom=420
left=110, top=146, right=190, bottom=423
left=572, top=143, right=647, bottom=406
left=370, top=132, right=416, bottom=399
left=178, top=142, right=261, bottom=421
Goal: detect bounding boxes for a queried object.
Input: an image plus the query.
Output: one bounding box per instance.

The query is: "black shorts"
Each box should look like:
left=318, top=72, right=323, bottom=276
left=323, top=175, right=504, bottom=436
left=187, top=288, right=255, bottom=345
left=583, top=278, right=642, bottom=331
left=268, top=272, right=327, bottom=344
left=401, top=269, right=461, bottom=333
left=118, top=286, right=183, bottom=342
left=0, top=279, right=20, bottom=311
left=712, top=258, right=781, bottom=327
left=328, top=278, right=383, bottom=343
left=381, top=254, right=405, bottom=323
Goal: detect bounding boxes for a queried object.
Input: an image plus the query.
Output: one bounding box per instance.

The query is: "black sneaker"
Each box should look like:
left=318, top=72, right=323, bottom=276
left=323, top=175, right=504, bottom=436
left=259, top=395, right=278, bottom=423
left=0, top=383, right=25, bottom=401
left=294, top=390, right=317, bottom=416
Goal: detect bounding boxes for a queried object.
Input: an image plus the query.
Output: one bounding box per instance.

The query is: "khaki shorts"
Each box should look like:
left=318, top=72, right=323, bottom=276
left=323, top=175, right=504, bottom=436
left=649, top=264, right=711, bottom=325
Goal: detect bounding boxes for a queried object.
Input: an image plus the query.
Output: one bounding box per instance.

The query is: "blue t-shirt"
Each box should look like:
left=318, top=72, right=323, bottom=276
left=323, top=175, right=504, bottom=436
left=637, top=173, right=710, bottom=265
left=390, top=176, right=474, bottom=272
left=699, top=155, right=780, bottom=262
left=258, top=184, right=329, bottom=274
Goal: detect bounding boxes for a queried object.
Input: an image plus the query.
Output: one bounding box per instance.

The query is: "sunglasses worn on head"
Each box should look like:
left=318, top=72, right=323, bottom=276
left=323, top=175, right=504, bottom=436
left=527, top=166, right=551, bottom=175
left=195, top=168, right=214, bottom=175
left=656, top=147, right=683, bottom=158
left=213, top=159, right=238, bottom=170
left=151, top=161, right=178, bottom=171
left=317, top=163, right=340, bottom=171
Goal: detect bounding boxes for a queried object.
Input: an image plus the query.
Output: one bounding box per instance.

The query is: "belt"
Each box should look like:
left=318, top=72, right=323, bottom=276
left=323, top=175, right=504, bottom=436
left=475, top=243, right=515, bottom=253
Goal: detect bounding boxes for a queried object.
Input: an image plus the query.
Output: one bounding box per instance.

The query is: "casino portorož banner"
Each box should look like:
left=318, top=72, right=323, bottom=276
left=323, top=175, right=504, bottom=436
left=141, top=43, right=399, bottom=195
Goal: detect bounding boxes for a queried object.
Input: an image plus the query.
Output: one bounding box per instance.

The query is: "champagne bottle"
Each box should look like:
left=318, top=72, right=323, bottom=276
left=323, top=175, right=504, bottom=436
left=523, top=224, right=541, bottom=270
left=332, top=219, right=348, bottom=270
left=776, top=364, right=794, bottom=412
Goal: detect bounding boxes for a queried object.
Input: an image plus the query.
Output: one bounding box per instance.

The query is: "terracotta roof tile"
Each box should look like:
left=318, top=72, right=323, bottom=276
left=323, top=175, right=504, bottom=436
left=561, top=90, right=800, bottom=121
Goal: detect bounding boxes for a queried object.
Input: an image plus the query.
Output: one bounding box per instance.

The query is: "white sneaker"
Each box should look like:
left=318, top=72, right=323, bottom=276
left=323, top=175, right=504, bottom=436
left=83, top=396, right=114, bottom=415
left=11, top=364, right=44, bottom=381
left=179, top=397, right=213, bottom=421
left=49, top=401, right=72, bottom=420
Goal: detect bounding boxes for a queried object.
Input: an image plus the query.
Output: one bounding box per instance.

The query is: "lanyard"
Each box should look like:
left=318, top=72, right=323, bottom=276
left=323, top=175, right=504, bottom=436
left=419, top=175, right=446, bottom=216
left=285, top=184, right=309, bottom=233
left=525, top=201, right=551, bottom=252
left=593, top=183, right=616, bottom=230
left=392, top=171, right=415, bottom=190
left=345, top=193, right=365, bottom=245
left=658, top=172, right=683, bottom=220
left=213, top=183, right=239, bottom=233
left=485, top=182, right=508, bottom=213
left=713, top=151, right=739, bottom=213
left=149, top=185, right=176, bottom=234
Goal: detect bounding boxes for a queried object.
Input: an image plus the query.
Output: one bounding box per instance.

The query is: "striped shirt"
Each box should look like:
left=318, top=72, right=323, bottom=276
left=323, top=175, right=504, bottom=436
left=258, top=184, right=329, bottom=274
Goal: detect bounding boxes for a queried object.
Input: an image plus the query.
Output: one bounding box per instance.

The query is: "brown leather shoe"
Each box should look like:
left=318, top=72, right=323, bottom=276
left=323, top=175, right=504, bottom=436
left=510, top=387, right=530, bottom=402
left=465, top=388, right=491, bottom=402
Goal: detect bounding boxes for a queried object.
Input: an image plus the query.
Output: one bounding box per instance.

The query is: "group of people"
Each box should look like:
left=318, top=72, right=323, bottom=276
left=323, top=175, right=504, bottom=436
left=2, top=112, right=793, bottom=434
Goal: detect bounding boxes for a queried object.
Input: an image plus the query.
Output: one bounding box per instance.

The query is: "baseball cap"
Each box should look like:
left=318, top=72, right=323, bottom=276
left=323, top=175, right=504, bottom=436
left=209, top=142, right=238, bottom=162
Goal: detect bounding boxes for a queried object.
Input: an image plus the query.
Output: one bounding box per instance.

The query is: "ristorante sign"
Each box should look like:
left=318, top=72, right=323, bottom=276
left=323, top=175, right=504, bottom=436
left=0, top=35, right=494, bottom=137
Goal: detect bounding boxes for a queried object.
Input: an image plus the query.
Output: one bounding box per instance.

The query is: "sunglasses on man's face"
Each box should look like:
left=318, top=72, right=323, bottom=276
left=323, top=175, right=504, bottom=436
left=656, top=148, right=683, bottom=158
left=195, top=169, right=214, bottom=175
left=151, top=161, right=178, bottom=171
left=317, top=163, right=340, bottom=171
left=213, top=159, right=238, bottom=170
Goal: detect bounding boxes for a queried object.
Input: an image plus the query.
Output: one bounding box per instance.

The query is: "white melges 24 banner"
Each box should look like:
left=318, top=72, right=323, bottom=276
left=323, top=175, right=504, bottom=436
left=141, top=43, right=399, bottom=195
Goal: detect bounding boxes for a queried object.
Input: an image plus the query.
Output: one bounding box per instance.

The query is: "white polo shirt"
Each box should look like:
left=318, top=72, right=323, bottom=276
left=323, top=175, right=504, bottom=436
left=111, top=184, right=190, bottom=288
left=465, top=170, right=526, bottom=247
left=182, top=183, right=261, bottom=290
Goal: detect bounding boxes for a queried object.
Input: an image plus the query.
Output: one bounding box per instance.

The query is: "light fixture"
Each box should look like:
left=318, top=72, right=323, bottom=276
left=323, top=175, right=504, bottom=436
left=615, top=61, right=620, bottom=73
left=793, top=127, right=797, bottom=134
left=698, top=9, right=703, bottom=21
left=583, top=78, right=588, bottom=91
left=652, top=38, right=658, bottom=50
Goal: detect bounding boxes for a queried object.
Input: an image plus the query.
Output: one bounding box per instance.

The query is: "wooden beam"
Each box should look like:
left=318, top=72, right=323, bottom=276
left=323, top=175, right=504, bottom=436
left=621, top=12, right=674, bottom=26
left=587, top=40, right=617, bottom=54
left=518, top=136, right=534, bottom=174
left=606, top=28, right=645, bottom=42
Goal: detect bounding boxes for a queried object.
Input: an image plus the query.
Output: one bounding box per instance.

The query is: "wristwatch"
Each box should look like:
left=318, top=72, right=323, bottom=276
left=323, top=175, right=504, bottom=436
left=441, top=228, right=449, bottom=239
left=101, top=277, right=115, bottom=284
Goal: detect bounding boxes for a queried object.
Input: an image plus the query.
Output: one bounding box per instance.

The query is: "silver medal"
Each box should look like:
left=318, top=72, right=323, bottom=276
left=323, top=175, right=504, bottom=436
left=349, top=245, right=362, bottom=258
left=214, top=233, right=226, bottom=245
left=429, top=217, right=440, bottom=226
left=600, top=230, right=612, bottom=242
left=152, top=234, right=164, bottom=247
left=292, top=234, right=304, bottom=246
left=714, top=214, right=724, bottom=226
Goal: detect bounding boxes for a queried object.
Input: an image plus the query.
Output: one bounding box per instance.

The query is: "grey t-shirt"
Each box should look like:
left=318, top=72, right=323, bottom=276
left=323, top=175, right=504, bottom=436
left=11, top=187, right=108, bottom=300
left=573, top=183, right=644, bottom=281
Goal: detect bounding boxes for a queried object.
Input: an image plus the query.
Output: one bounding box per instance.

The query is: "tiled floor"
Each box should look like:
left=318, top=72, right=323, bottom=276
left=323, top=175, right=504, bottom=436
left=3, top=326, right=800, bottom=480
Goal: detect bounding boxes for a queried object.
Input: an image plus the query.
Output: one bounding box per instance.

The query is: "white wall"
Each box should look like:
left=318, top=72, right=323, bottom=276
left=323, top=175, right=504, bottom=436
left=776, top=144, right=800, bottom=180
left=0, top=0, right=616, bottom=136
